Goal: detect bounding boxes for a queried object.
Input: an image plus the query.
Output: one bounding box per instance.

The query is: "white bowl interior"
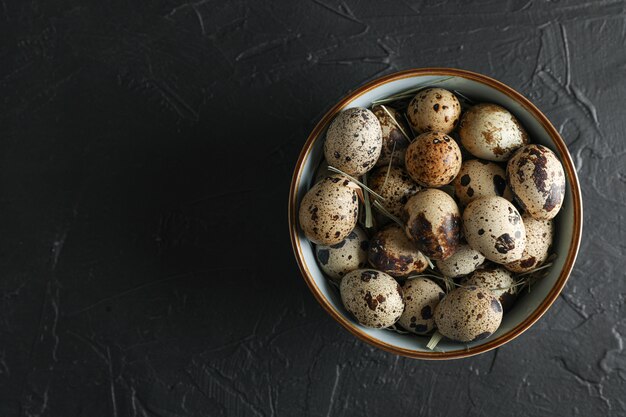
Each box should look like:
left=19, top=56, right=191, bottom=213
left=295, top=74, right=575, bottom=353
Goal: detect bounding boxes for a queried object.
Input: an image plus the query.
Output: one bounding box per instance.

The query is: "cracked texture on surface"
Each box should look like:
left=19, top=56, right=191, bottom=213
left=0, top=0, right=624, bottom=415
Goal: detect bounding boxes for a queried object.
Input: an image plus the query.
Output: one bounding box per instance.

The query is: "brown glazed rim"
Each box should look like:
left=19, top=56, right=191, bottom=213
left=288, top=68, right=583, bottom=360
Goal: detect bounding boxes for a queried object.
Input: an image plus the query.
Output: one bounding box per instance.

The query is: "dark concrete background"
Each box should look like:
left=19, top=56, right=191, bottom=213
left=1, top=0, right=625, bottom=416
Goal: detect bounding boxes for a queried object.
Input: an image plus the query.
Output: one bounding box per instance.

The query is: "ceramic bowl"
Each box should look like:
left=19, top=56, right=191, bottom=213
left=288, top=68, right=582, bottom=359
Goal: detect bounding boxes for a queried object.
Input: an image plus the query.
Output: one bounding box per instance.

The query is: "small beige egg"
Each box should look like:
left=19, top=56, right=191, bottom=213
left=368, top=166, right=421, bottom=219
left=459, top=103, right=529, bottom=161
left=316, top=226, right=369, bottom=283
left=434, top=286, right=503, bottom=342
left=505, top=215, right=553, bottom=273
left=372, top=106, right=411, bottom=167
left=324, top=107, right=382, bottom=176
left=506, top=144, right=566, bottom=220
left=407, top=88, right=461, bottom=134
left=462, top=267, right=517, bottom=312
left=368, top=224, right=428, bottom=277
left=453, top=159, right=513, bottom=206
left=435, top=244, right=485, bottom=278
left=340, top=269, right=404, bottom=328
left=398, top=278, right=445, bottom=334
left=463, top=196, right=526, bottom=263
left=405, top=131, right=462, bottom=187
left=403, top=189, right=462, bottom=260
left=298, top=175, right=359, bottom=245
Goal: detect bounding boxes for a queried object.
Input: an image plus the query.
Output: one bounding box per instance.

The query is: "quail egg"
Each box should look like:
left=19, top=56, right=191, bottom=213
left=435, top=243, right=485, bottom=278
left=403, top=189, right=462, bottom=260
left=398, top=278, right=445, bottom=334
left=372, top=106, right=411, bottom=167
left=340, top=269, right=404, bottom=328
left=434, top=286, right=503, bottom=342
left=324, top=107, right=382, bottom=176
left=368, top=224, right=428, bottom=277
left=316, top=226, right=369, bottom=283
left=463, top=196, right=526, bottom=263
left=505, top=215, right=553, bottom=273
left=407, top=88, right=461, bottom=134
left=368, top=166, right=421, bottom=219
left=405, top=131, right=462, bottom=187
left=462, top=266, right=517, bottom=312
left=298, top=175, right=359, bottom=245
left=507, top=144, right=566, bottom=220
left=453, top=159, right=513, bottom=206
left=459, top=103, right=529, bottom=161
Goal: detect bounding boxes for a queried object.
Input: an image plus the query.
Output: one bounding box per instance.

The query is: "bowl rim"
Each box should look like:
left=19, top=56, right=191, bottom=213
left=288, top=67, right=583, bottom=360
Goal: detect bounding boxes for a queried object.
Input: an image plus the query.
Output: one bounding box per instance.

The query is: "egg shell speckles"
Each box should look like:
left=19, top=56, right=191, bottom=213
left=368, top=224, right=428, bottom=277
left=435, top=244, right=485, bottom=278
left=407, top=88, right=461, bottom=134
left=403, top=189, right=462, bottom=260
left=398, top=278, right=445, bottom=334
left=340, top=269, right=404, bottom=328
left=505, top=215, right=553, bottom=273
left=459, top=103, right=529, bottom=161
left=434, top=286, right=503, bottom=342
left=462, top=267, right=517, bottom=312
left=372, top=106, right=410, bottom=167
left=368, top=166, right=421, bottom=219
left=506, top=144, right=565, bottom=220
left=316, top=226, right=369, bottom=283
left=405, top=131, right=462, bottom=187
left=324, top=107, right=383, bottom=176
left=298, top=175, right=359, bottom=245
left=463, top=196, right=526, bottom=263
left=453, top=159, right=513, bottom=206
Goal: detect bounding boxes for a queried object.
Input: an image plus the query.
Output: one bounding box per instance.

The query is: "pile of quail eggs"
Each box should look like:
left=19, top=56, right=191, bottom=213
left=299, top=85, right=565, bottom=347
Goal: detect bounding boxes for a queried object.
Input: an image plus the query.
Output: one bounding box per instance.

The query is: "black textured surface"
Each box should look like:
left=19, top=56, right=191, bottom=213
left=1, top=0, right=624, bottom=416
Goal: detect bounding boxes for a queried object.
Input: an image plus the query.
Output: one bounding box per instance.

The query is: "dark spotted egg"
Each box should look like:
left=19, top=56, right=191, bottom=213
left=316, top=226, right=369, bottom=283
left=462, top=266, right=517, bottom=312
left=463, top=196, right=526, bottom=264
left=368, top=224, right=428, bottom=278
left=405, top=131, right=462, bottom=187
left=398, top=278, right=445, bottom=335
left=368, top=166, right=421, bottom=219
left=407, top=88, right=461, bottom=134
left=505, top=215, right=553, bottom=273
left=435, top=243, right=485, bottom=278
left=453, top=159, right=513, bottom=206
left=372, top=105, right=411, bottom=167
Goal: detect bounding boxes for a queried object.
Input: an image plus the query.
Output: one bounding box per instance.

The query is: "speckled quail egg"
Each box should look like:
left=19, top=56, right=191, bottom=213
left=298, top=175, right=359, bottom=245
left=463, top=196, right=526, bottom=264
left=316, top=226, right=369, bottom=283
left=405, top=131, right=462, bottom=187
left=324, top=107, right=382, bottom=176
left=435, top=244, right=485, bottom=278
left=340, top=269, right=404, bottom=328
left=434, top=286, right=503, bottom=342
left=368, top=224, right=428, bottom=277
left=398, top=278, right=445, bottom=334
left=462, top=266, right=517, bottom=312
left=368, top=166, right=421, bottom=219
left=403, top=189, right=462, bottom=260
left=372, top=106, right=411, bottom=167
left=407, top=88, right=461, bottom=134
left=459, top=103, right=529, bottom=161
left=505, top=215, right=553, bottom=273
left=453, top=159, right=513, bottom=206
left=506, top=144, right=565, bottom=220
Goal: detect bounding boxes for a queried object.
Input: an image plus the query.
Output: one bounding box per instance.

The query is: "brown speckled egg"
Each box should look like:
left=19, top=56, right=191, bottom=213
left=340, top=269, right=404, bottom=328
left=462, top=267, right=516, bottom=312
left=324, top=107, right=382, bottom=176
left=505, top=215, right=553, bottom=273
left=368, top=166, right=421, bottom=219
left=298, top=175, right=359, bottom=245
left=405, top=131, right=462, bottom=187
left=403, top=189, right=462, bottom=260
left=372, top=106, right=411, bottom=167
left=506, top=144, right=565, bottom=220
left=459, top=103, right=529, bottom=161
left=398, top=278, right=445, bottom=334
left=463, top=196, right=526, bottom=264
left=434, top=286, right=503, bottom=342
left=453, top=159, right=513, bottom=206
left=407, top=88, right=461, bottom=134
left=368, top=224, right=428, bottom=277
left=316, top=226, right=369, bottom=283
left=435, top=244, right=485, bottom=278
